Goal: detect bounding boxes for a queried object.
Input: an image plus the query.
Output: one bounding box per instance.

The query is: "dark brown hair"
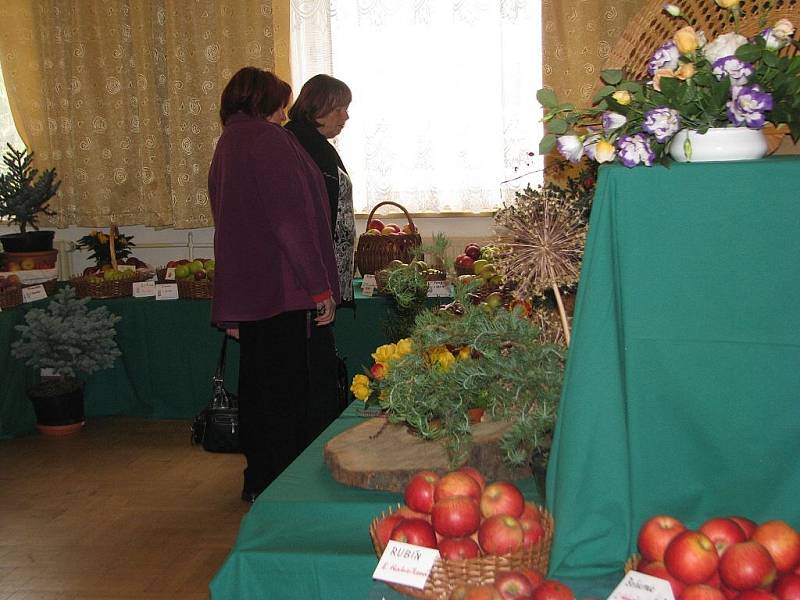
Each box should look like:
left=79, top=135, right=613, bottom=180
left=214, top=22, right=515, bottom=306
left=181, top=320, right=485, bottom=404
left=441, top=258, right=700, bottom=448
left=219, top=67, right=292, bottom=126
left=287, top=74, right=352, bottom=127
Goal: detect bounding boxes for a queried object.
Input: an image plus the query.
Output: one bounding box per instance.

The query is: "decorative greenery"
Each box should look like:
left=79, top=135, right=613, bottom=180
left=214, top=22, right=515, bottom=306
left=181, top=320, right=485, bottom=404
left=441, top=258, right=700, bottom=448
left=12, top=287, right=122, bottom=394
left=75, top=229, right=135, bottom=266
left=352, top=290, right=565, bottom=468
left=0, top=144, right=60, bottom=233
left=538, top=0, right=799, bottom=166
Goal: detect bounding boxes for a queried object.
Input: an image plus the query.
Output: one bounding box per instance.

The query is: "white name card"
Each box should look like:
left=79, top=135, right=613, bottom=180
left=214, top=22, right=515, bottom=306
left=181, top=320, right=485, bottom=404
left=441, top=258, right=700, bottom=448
left=372, top=540, right=440, bottom=590
left=22, top=285, right=48, bottom=303
left=427, top=281, right=452, bottom=297
left=117, top=264, right=136, bottom=272
left=361, top=274, right=377, bottom=297
left=607, top=570, right=675, bottom=600
left=133, top=280, right=156, bottom=298
left=164, top=267, right=176, bottom=281
left=155, top=283, right=179, bottom=300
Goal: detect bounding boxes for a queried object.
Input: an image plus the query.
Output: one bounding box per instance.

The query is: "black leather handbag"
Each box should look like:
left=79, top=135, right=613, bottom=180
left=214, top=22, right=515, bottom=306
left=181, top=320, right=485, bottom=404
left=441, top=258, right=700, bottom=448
left=191, top=335, right=241, bottom=453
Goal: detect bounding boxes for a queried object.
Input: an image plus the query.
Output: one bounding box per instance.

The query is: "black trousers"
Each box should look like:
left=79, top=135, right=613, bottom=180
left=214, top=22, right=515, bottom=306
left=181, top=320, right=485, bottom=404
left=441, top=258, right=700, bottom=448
left=237, top=310, right=340, bottom=494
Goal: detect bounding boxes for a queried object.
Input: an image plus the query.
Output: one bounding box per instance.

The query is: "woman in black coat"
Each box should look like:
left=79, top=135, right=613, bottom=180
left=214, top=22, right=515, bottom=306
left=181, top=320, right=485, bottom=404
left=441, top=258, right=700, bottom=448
left=285, top=74, right=355, bottom=304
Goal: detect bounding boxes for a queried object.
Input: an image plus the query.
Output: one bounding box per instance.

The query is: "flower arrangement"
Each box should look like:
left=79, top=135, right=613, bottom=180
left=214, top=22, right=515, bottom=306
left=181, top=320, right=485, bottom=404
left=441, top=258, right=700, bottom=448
left=350, top=293, right=565, bottom=467
left=538, top=0, right=799, bottom=167
left=75, top=229, right=135, bottom=266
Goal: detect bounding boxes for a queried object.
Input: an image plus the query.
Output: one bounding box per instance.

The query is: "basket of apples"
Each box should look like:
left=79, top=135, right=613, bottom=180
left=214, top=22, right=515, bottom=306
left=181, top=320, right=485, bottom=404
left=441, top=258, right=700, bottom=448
left=157, top=258, right=215, bottom=299
left=355, top=201, right=422, bottom=276
left=370, top=466, right=554, bottom=599
left=628, top=514, right=800, bottom=600
left=0, top=273, right=23, bottom=309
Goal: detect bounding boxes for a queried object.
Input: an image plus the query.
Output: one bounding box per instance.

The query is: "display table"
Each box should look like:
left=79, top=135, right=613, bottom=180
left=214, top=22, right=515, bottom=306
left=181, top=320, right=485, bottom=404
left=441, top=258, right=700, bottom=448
left=546, top=157, right=800, bottom=581
left=0, top=284, right=415, bottom=439
left=209, top=402, right=543, bottom=599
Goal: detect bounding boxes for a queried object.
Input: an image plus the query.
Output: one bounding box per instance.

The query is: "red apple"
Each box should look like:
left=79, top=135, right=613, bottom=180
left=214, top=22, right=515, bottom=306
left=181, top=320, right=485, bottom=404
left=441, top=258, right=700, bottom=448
left=20, top=257, right=35, bottom=270
left=438, top=536, right=480, bottom=560
left=521, top=517, right=545, bottom=549
left=435, top=471, right=482, bottom=503
left=722, top=586, right=740, bottom=600
left=681, top=585, right=727, bottom=600
left=735, top=591, right=778, bottom=600
left=480, top=481, right=525, bottom=519
left=707, top=571, right=722, bottom=589
left=450, top=585, right=503, bottom=600
left=458, top=466, right=486, bottom=490
left=701, top=518, right=748, bottom=556
left=478, top=515, right=524, bottom=556
left=775, top=573, right=800, bottom=600
left=641, top=560, right=687, bottom=599
left=494, top=570, right=536, bottom=600
left=455, top=254, right=475, bottom=270
left=719, top=541, right=777, bottom=591
left=519, top=567, right=546, bottom=589
left=368, top=218, right=385, bottom=232
left=464, top=244, right=482, bottom=260
left=431, top=496, right=481, bottom=538
left=390, top=518, right=438, bottom=549
left=730, top=517, right=759, bottom=540
left=532, top=580, right=575, bottom=600
left=395, top=505, right=431, bottom=521
left=385, top=223, right=401, bottom=233
left=375, top=514, right=404, bottom=548
left=752, top=521, right=800, bottom=574
left=521, top=502, right=542, bottom=523
left=638, top=515, right=688, bottom=563
left=404, top=470, right=440, bottom=514
left=664, top=531, right=720, bottom=585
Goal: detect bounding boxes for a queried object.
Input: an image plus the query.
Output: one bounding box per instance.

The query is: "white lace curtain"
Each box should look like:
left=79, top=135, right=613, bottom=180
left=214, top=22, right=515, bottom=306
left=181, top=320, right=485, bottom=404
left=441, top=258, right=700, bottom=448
left=290, top=0, right=543, bottom=214
left=0, top=61, right=24, bottom=155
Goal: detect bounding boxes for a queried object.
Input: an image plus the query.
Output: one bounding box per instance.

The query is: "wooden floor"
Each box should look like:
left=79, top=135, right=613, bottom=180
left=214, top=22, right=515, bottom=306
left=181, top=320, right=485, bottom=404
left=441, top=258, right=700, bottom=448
left=0, top=417, right=249, bottom=600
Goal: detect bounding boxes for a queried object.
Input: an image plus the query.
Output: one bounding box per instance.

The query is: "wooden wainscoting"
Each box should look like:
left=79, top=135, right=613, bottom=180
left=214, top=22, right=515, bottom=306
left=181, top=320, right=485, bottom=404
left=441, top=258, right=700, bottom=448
left=0, top=418, right=248, bottom=600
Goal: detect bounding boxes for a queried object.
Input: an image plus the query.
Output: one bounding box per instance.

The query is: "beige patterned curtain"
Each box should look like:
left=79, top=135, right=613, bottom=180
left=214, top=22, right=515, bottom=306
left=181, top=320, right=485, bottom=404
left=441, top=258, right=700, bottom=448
left=0, top=0, right=277, bottom=229
left=542, top=0, right=643, bottom=107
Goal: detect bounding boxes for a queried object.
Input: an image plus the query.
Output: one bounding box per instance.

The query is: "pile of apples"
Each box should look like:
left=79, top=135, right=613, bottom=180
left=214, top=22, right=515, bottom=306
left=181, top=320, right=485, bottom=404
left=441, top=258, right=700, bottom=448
left=635, top=514, right=800, bottom=600
left=454, top=244, right=502, bottom=287
left=363, top=218, right=417, bottom=236
left=0, top=273, right=22, bottom=291
left=4, top=258, right=54, bottom=271
left=165, top=258, right=215, bottom=281
left=449, top=576, right=574, bottom=600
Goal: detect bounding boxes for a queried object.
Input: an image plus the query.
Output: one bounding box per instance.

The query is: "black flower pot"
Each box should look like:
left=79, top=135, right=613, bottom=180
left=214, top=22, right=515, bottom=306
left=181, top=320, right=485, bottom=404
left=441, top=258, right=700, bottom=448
left=0, top=230, right=55, bottom=252
left=27, top=379, right=85, bottom=435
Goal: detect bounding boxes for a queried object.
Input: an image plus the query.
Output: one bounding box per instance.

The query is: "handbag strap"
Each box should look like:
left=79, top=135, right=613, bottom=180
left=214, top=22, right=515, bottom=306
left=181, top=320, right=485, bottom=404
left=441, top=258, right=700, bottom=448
left=215, top=334, right=228, bottom=379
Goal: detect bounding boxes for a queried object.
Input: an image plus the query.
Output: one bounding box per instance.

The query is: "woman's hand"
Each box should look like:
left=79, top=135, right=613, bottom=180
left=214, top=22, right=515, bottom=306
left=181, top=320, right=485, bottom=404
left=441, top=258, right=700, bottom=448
left=225, top=327, right=240, bottom=339
left=315, top=297, right=336, bottom=326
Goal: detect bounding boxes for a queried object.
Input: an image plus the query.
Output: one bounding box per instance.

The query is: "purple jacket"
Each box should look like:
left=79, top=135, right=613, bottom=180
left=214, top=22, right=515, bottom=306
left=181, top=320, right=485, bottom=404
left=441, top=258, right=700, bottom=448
left=208, top=113, right=340, bottom=324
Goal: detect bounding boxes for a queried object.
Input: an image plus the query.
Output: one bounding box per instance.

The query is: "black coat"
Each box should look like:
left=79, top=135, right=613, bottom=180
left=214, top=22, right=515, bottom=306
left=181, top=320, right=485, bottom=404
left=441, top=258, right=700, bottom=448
left=284, top=120, right=347, bottom=233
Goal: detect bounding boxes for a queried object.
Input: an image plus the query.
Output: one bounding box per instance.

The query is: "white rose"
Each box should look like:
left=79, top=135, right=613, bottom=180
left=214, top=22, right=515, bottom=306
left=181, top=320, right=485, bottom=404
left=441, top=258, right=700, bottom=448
left=703, top=32, right=748, bottom=65
left=765, top=19, right=795, bottom=50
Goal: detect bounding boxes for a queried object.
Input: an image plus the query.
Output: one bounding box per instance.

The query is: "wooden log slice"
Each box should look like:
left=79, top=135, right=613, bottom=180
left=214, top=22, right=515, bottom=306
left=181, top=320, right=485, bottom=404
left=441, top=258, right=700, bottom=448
left=324, top=417, right=532, bottom=491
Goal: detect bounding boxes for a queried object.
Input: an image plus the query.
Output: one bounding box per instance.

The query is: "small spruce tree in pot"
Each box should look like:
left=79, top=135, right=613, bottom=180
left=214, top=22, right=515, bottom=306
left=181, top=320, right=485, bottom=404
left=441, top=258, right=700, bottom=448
left=11, top=287, right=121, bottom=434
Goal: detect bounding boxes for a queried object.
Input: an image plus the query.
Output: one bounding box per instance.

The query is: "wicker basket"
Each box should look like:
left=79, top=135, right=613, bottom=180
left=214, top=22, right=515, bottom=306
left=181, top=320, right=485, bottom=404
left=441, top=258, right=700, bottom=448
left=624, top=554, right=641, bottom=573
left=0, top=286, right=23, bottom=310
left=177, top=278, right=213, bottom=299
left=369, top=503, right=554, bottom=599
left=355, top=201, right=422, bottom=276
left=70, top=226, right=147, bottom=299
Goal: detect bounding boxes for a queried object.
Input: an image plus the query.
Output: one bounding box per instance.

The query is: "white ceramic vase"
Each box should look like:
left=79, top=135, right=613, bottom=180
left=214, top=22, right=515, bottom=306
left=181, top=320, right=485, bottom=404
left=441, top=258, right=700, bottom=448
left=668, top=127, right=768, bottom=163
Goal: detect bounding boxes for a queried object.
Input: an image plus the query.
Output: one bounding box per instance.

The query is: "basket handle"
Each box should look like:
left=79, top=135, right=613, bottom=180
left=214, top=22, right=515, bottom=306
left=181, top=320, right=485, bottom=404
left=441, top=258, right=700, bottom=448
left=364, top=201, right=416, bottom=233
left=109, top=225, right=118, bottom=270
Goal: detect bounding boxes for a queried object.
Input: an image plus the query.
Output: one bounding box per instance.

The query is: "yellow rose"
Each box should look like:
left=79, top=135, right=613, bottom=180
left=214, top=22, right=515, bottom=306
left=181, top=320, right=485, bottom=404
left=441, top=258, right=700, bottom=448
left=371, top=343, right=397, bottom=364
left=430, top=347, right=456, bottom=371
left=395, top=338, right=413, bottom=357
left=674, top=26, right=699, bottom=54
left=351, top=383, right=371, bottom=401
left=715, top=0, right=740, bottom=8
left=675, top=63, right=696, bottom=80
left=352, top=373, right=370, bottom=388
left=611, top=90, right=631, bottom=106
left=458, top=346, right=472, bottom=360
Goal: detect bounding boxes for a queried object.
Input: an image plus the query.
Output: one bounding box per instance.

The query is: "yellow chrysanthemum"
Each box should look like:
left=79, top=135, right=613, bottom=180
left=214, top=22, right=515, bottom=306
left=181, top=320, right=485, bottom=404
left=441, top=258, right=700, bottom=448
left=395, top=338, right=413, bottom=357
left=351, top=383, right=371, bottom=401
left=458, top=346, right=472, bottom=360
left=371, top=343, right=397, bottom=364
left=429, top=346, right=456, bottom=371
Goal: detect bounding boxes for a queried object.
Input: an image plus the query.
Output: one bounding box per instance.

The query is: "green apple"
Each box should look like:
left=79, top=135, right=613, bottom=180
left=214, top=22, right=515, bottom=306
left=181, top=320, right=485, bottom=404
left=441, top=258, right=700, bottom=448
left=472, top=259, right=489, bottom=275
left=189, top=259, right=204, bottom=274
left=486, top=292, right=503, bottom=309
left=175, top=264, right=191, bottom=279
left=203, top=259, right=215, bottom=271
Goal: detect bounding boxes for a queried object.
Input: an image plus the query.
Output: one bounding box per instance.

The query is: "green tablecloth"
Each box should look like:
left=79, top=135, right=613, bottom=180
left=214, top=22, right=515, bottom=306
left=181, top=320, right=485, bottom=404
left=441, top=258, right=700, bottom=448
left=0, top=285, right=398, bottom=439
left=546, top=157, right=800, bottom=581
left=210, top=402, right=543, bottom=599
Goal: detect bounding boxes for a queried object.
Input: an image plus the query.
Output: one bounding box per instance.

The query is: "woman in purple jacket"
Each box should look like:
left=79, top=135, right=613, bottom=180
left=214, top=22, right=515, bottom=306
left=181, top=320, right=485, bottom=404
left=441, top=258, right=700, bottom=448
left=208, top=67, right=341, bottom=503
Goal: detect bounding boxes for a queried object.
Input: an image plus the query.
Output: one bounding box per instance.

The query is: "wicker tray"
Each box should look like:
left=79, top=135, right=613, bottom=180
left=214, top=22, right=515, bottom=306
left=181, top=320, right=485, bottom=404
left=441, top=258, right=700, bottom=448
left=369, top=503, right=554, bottom=599
left=0, top=286, right=23, bottom=310
left=69, top=272, right=146, bottom=299
left=355, top=201, right=422, bottom=276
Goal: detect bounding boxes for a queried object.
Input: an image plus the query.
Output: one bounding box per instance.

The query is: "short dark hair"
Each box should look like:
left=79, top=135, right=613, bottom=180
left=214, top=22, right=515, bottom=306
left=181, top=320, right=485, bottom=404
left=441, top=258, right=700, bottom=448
left=219, top=67, right=292, bottom=126
left=287, top=74, right=352, bottom=127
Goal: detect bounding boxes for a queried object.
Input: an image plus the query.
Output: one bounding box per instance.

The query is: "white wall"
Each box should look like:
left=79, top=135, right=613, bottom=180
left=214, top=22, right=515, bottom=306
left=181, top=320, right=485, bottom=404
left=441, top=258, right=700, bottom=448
left=2, top=215, right=496, bottom=278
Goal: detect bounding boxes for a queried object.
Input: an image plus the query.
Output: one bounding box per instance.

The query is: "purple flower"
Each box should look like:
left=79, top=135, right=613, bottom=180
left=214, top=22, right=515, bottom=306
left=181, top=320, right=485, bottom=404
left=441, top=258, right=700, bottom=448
left=648, top=41, right=679, bottom=76
left=727, top=84, right=773, bottom=128
left=642, top=107, right=681, bottom=143
left=616, top=133, right=656, bottom=167
left=712, top=56, right=754, bottom=86
left=556, top=135, right=584, bottom=163
left=602, top=111, right=627, bottom=134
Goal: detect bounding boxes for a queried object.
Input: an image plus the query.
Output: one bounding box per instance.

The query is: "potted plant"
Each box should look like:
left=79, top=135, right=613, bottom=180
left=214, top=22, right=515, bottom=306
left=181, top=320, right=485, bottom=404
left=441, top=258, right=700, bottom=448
left=0, top=144, right=60, bottom=253
left=11, top=287, right=122, bottom=435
